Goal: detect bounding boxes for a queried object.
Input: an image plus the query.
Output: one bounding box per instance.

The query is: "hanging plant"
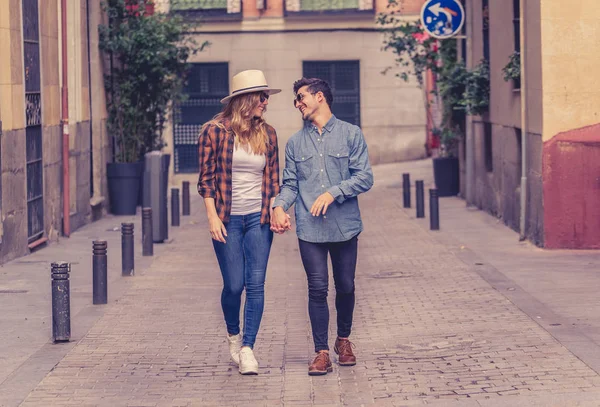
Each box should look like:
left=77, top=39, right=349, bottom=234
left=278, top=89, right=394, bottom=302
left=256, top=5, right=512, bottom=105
left=502, top=51, right=521, bottom=82
left=377, top=10, right=441, bottom=86
left=377, top=0, right=490, bottom=156
left=460, top=59, right=490, bottom=116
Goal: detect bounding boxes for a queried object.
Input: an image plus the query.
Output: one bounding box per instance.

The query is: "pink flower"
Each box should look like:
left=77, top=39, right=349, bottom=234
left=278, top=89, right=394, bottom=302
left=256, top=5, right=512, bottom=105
left=412, top=31, right=431, bottom=44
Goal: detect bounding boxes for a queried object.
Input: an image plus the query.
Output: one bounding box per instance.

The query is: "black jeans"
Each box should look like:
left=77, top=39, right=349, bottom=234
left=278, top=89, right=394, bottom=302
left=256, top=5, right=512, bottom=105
left=298, top=235, right=358, bottom=352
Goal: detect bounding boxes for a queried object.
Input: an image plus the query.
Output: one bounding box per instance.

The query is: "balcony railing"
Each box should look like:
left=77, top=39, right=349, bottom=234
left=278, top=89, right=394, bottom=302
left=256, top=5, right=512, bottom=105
left=169, top=0, right=241, bottom=20
left=301, top=0, right=358, bottom=10
left=286, top=0, right=373, bottom=15
left=170, top=0, right=226, bottom=11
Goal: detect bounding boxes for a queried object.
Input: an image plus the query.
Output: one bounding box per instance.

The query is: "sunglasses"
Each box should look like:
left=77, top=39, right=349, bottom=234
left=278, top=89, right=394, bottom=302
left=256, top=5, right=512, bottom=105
left=259, top=92, right=270, bottom=103
left=293, top=92, right=313, bottom=107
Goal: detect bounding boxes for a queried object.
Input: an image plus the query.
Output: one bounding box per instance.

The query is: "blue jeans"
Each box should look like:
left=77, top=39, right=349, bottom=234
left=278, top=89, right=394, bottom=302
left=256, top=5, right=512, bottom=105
left=212, top=212, right=273, bottom=349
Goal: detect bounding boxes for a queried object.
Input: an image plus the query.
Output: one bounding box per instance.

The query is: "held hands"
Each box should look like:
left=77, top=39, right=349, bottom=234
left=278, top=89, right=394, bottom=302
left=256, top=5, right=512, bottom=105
left=269, top=191, right=334, bottom=235
left=270, top=206, right=292, bottom=234
left=310, top=192, right=335, bottom=217
left=208, top=214, right=227, bottom=243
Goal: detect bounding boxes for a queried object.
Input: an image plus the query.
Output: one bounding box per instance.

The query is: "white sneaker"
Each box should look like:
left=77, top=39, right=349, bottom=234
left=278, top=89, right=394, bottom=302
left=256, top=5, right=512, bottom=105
left=239, top=347, right=259, bottom=375
left=226, top=333, right=242, bottom=365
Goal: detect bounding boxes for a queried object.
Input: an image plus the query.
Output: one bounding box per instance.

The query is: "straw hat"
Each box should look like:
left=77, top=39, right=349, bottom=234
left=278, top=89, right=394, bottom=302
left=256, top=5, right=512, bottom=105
left=220, top=70, right=281, bottom=104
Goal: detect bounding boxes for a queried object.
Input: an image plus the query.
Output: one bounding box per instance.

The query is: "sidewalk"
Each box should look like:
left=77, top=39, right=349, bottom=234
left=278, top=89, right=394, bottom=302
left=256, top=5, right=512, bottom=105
left=2, top=159, right=600, bottom=406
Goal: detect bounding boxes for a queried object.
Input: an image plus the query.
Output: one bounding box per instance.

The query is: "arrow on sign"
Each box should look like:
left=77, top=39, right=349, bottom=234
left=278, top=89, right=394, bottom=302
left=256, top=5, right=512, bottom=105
left=429, top=2, right=456, bottom=19
left=429, top=2, right=443, bottom=16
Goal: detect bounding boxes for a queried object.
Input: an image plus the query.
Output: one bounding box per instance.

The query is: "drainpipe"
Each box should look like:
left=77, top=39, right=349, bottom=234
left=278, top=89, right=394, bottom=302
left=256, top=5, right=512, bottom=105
left=86, top=0, right=93, bottom=198
left=61, top=0, right=71, bottom=237
left=464, top=0, right=474, bottom=205
left=518, top=0, right=528, bottom=241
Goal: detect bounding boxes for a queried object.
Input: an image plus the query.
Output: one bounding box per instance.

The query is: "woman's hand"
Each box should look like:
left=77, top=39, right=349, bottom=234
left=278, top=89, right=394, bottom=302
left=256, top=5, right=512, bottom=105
left=208, top=215, right=227, bottom=243
left=270, top=207, right=292, bottom=234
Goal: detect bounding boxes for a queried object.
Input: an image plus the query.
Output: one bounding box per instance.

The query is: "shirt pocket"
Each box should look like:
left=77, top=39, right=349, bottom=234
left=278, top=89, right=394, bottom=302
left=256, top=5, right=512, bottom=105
left=326, top=149, right=350, bottom=183
left=294, top=154, right=314, bottom=181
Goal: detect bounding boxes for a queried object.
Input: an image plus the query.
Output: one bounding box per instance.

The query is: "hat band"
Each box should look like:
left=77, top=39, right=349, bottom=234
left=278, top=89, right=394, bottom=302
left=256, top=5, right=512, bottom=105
left=231, top=84, right=269, bottom=95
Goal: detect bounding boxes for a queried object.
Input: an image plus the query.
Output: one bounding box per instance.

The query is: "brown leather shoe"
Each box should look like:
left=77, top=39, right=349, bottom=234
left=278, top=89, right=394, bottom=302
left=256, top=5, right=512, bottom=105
left=308, top=351, right=333, bottom=376
left=334, top=337, right=356, bottom=366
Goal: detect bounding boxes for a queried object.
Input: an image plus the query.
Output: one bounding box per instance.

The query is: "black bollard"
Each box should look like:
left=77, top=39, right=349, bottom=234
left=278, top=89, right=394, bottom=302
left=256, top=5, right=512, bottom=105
left=171, top=188, right=180, bottom=227
left=92, top=241, right=107, bottom=305
left=121, top=222, right=134, bottom=276
left=142, top=207, right=153, bottom=256
left=416, top=180, right=425, bottom=218
left=51, top=261, right=71, bottom=342
left=182, top=181, right=190, bottom=216
left=430, top=188, right=440, bottom=230
left=402, top=173, right=411, bottom=208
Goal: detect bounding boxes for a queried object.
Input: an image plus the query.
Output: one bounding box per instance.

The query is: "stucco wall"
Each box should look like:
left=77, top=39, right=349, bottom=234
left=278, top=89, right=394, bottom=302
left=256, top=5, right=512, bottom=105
left=541, top=1, right=600, bottom=142
left=541, top=0, right=600, bottom=248
left=167, top=30, right=427, bottom=186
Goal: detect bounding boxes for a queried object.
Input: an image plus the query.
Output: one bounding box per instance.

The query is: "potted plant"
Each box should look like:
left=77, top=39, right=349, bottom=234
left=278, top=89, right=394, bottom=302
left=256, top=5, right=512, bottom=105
left=378, top=9, right=489, bottom=197
left=502, top=51, right=521, bottom=89
left=430, top=41, right=464, bottom=196
left=99, top=0, right=202, bottom=215
left=432, top=127, right=461, bottom=196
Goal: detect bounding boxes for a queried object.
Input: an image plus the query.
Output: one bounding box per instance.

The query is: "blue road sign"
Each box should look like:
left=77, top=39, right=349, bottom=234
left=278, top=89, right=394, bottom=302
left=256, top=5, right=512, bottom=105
left=420, top=0, right=465, bottom=39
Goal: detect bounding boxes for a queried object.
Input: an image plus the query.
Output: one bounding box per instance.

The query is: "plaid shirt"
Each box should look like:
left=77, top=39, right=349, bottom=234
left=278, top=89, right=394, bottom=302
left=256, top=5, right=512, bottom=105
left=197, top=119, right=280, bottom=225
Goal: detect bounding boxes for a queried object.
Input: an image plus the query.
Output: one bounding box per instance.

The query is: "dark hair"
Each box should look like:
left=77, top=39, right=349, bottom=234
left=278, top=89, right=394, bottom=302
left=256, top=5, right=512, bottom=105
left=293, top=77, right=333, bottom=108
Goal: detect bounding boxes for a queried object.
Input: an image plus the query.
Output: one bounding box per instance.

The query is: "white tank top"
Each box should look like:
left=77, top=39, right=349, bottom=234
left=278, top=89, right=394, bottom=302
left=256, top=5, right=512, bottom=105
left=230, top=145, right=266, bottom=216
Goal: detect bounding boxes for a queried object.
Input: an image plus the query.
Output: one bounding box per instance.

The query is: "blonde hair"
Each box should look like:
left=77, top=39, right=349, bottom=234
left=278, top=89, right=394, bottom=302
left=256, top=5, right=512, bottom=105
left=202, top=92, right=269, bottom=155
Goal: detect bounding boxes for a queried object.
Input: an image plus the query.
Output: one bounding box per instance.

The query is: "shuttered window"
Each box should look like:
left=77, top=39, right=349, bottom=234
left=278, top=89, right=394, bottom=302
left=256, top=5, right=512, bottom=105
left=173, top=63, right=229, bottom=173
left=302, top=61, right=361, bottom=127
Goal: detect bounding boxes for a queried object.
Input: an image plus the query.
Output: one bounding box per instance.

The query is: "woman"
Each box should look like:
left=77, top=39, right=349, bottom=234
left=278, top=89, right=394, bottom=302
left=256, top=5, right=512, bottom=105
left=197, top=70, right=282, bottom=375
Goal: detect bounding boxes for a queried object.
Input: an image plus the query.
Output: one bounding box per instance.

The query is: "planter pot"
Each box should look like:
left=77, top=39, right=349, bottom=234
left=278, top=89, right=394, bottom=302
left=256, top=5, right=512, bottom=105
left=107, top=162, right=143, bottom=215
left=433, top=156, right=459, bottom=197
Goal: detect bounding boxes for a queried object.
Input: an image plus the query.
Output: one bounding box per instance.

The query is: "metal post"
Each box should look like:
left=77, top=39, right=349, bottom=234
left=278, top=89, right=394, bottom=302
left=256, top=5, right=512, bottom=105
left=171, top=188, right=180, bottom=227
left=142, top=207, right=153, bottom=256
left=51, top=261, right=71, bottom=342
left=430, top=189, right=440, bottom=230
left=402, top=173, right=411, bottom=208
left=416, top=180, right=425, bottom=218
left=92, top=241, right=107, bottom=304
left=182, top=181, right=190, bottom=216
left=121, top=222, right=134, bottom=276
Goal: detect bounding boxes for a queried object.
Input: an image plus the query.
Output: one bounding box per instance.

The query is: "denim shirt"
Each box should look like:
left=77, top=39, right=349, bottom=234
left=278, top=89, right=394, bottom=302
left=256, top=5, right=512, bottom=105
left=273, top=115, right=374, bottom=243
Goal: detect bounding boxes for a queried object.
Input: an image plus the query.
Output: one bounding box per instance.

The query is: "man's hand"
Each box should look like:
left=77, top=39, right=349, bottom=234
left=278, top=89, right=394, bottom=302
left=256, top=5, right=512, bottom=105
left=310, top=192, right=335, bottom=216
left=270, top=206, right=292, bottom=234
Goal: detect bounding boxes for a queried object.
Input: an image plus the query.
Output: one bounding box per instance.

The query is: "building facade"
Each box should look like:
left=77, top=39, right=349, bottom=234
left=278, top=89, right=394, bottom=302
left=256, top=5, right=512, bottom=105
left=160, top=0, right=428, bottom=185
left=462, top=0, right=600, bottom=248
left=0, top=0, right=109, bottom=264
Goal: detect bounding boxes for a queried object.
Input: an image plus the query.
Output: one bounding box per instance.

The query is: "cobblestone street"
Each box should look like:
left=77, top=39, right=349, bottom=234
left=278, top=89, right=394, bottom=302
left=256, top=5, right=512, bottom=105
left=11, top=162, right=600, bottom=406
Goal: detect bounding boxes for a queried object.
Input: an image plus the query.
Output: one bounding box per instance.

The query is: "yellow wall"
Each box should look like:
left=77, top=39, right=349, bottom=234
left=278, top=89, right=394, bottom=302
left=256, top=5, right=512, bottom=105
left=541, top=0, right=600, bottom=141
left=0, top=0, right=25, bottom=132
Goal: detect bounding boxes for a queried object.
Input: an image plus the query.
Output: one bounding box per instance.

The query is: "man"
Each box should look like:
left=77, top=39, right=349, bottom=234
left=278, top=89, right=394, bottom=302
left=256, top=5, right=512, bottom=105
left=271, top=78, right=373, bottom=376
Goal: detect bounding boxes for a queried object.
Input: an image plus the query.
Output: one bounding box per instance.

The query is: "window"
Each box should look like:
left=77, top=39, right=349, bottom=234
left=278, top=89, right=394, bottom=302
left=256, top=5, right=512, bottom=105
left=513, top=0, right=520, bottom=53
left=512, top=0, right=521, bottom=89
left=173, top=63, right=229, bottom=173
left=23, top=0, right=44, bottom=242
left=482, top=0, right=489, bottom=62
left=302, top=61, right=361, bottom=126
left=484, top=122, right=493, bottom=172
